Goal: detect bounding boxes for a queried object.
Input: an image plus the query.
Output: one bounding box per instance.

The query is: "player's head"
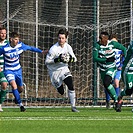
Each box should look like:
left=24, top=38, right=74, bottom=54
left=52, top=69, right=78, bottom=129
left=109, top=33, right=118, bottom=42
left=58, top=28, right=68, bottom=46
left=99, top=31, right=109, bottom=46
left=0, top=27, right=7, bottom=42
left=10, top=32, right=20, bottom=47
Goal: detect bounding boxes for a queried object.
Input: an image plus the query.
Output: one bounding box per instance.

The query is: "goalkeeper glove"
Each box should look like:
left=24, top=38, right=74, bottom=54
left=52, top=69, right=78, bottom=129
left=106, top=57, right=115, bottom=62
left=54, top=54, right=63, bottom=63
left=68, top=54, right=75, bottom=63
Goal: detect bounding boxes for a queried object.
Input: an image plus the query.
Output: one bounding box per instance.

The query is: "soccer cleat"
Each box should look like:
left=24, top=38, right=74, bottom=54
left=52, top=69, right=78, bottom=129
left=132, top=108, right=133, bottom=112
left=106, top=102, right=111, bottom=109
left=115, top=96, right=123, bottom=112
left=20, top=106, right=26, bottom=112
left=71, top=107, right=79, bottom=112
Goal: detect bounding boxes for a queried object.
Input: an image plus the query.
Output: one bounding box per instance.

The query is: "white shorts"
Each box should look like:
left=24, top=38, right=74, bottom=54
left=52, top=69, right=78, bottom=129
left=49, top=67, right=72, bottom=89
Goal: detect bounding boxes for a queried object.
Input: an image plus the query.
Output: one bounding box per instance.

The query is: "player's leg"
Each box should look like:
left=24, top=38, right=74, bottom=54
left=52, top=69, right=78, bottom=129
left=117, top=72, right=133, bottom=112
left=64, top=76, right=79, bottom=112
left=15, top=69, right=26, bottom=112
left=102, top=68, right=118, bottom=102
left=0, top=72, right=8, bottom=111
left=114, top=70, right=121, bottom=96
left=104, top=89, right=110, bottom=109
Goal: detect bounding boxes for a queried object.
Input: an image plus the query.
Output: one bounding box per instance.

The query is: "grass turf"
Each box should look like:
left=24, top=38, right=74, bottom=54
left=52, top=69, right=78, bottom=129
left=0, top=107, right=133, bottom=133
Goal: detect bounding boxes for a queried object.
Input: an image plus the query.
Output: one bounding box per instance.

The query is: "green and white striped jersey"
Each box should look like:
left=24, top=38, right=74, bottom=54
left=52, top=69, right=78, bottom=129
left=0, top=39, right=8, bottom=71
left=93, top=40, right=126, bottom=71
left=122, top=41, right=133, bottom=75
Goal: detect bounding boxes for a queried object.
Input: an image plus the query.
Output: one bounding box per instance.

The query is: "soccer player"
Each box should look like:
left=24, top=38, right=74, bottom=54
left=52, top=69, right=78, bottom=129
left=45, top=28, right=79, bottom=112
left=0, top=27, right=8, bottom=112
left=93, top=31, right=126, bottom=112
left=117, top=40, right=133, bottom=112
left=104, top=34, right=125, bottom=109
left=0, top=31, right=46, bottom=112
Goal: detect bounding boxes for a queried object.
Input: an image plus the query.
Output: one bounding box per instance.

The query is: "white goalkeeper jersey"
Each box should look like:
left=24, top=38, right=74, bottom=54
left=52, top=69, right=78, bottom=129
left=45, top=42, right=77, bottom=72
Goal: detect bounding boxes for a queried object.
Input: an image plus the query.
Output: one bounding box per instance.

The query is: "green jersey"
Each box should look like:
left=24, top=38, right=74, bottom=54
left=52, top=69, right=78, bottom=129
left=122, top=41, right=133, bottom=79
left=0, top=39, right=8, bottom=71
left=93, top=40, right=126, bottom=72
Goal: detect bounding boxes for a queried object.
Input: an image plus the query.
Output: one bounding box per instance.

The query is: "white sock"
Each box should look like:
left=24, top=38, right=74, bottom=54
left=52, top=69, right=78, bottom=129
left=68, top=90, right=76, bottom=107
left=19, top=103, right=23, bottom=107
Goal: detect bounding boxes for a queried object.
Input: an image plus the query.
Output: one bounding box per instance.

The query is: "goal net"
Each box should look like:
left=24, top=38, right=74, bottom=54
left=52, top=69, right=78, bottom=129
left=0, top=0, right=132, bottom=107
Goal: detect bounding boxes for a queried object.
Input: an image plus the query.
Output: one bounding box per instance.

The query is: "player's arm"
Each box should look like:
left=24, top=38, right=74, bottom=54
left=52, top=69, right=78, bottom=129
left=0, top=47, right=4, bottom=56
left=121, top=46, right=132, bottom=77
left=22, top=43, right=43, bottom=53
left=93, top=44, right=106, bottom=63
left=112, top=41, right=126, bottom=57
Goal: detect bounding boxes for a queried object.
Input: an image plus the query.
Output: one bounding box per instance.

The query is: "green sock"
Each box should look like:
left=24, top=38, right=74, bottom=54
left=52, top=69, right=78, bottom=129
left=120, top=90, right=126, bottom=97
left=107, top=84, right=118, bottom=101
left=0, top=89, right=7, bottom=104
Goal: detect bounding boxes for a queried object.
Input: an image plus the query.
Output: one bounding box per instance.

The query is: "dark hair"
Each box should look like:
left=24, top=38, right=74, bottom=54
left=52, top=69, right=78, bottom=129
left=58, top=28, right=68, bottom=38
left=109, top=33, right=118, bottom=40
left=100, top=31, right=109, bottom=36
left=0, top=27, right=6, bottom=31
left=10, top=32, right=20, bottom=38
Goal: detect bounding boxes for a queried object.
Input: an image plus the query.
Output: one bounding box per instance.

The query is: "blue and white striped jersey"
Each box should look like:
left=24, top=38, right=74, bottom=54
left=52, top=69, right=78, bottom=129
left=0, top=41, right=42, bottom=71
left=115, top=49, right=125, bottom=68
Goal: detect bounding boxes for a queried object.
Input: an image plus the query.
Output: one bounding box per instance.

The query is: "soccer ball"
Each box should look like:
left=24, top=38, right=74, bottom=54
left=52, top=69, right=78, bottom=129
left=61, top=53, right=70, bottom=63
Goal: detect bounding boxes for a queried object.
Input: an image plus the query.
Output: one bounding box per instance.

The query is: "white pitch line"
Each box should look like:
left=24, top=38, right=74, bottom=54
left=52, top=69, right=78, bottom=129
left=0, top=116, right=132, bottom=121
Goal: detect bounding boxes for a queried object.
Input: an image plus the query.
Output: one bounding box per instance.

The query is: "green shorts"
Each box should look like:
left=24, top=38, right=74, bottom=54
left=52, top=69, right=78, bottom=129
left=123, top=72, right=133, bottom=90
left=100, top=67, right=117, bottom=83
left=0, top=71, right=8, bottom=83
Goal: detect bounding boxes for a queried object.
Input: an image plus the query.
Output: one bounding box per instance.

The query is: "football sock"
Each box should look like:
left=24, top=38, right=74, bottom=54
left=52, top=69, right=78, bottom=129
left=12, top=89, right=22, bottom=104
left=107, top=84, right=118, bottom=102
left=68, top=90, right=76, bottom=107
left=120, top=90, right=126, bottom=97
left=104, top=89, right=110, bottom=102
left=0, top=89, right=7, bottom=104
left=115, top=87, right=120, bottom=96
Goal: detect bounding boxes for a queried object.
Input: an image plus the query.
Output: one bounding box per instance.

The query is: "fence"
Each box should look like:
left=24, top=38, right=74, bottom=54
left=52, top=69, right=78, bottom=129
left=0, top=0, right=132, bottom=107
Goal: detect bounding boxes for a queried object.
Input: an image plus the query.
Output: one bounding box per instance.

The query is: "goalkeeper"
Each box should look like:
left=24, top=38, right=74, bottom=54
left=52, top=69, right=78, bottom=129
left=45, top=28, right=79, bottom=112
left=93, top=31, right=126, bottom=112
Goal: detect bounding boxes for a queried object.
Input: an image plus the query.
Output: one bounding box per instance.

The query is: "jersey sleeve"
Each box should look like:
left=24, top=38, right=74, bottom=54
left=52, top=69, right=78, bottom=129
left=0, top=47, right=4, bottom=55
left=112, top=41, right=126, bottom=57
left=122, top=45, right=132, bottom=74
left=22, top=43, right=42, bottom=53
left=93, top=43, right=106, bottom=63
left=45, top=48, right=56, bottom=64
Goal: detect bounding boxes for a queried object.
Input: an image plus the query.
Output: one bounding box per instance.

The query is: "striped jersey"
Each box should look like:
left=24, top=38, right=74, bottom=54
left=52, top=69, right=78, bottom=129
left=0, top=41, right=42, bottom=71
left=93, top=40, right=126, bottom=71
left=122, top=41, right=133, bottom=74
left=114, top=49, right=124, bottom=68
left=0, top=39, right=8, bottom=71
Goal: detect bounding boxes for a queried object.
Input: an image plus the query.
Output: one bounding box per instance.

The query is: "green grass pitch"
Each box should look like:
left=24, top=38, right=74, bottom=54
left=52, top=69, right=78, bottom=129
left=0, top=107, right=133, bottom=133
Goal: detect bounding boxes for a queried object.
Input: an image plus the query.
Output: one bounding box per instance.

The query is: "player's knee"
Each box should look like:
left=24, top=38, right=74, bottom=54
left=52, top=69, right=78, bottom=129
left=18, top=87, right=23, bottom=93
left=103, top=75, right=112, bottom=88
left=125, top=89, right=133, bottom=96
left=57, top=85, right=64, bottom=95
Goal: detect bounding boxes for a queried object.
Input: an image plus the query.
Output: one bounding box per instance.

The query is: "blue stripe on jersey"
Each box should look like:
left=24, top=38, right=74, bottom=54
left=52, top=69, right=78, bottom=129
left=115, top=49, right=124, bottom=68
left=0, top=41, right=42, bottom=71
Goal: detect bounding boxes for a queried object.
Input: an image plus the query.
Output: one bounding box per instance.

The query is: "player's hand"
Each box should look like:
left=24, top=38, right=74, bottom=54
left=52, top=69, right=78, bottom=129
left=68, top=54, right=74, bottom=63
left=106, top=57, right=115, bottom=62
left=42, top=50, right=48, bottom=55
left=54, top=54, right=63, bottom=63
left=0, top=68, right=2, bottom=72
